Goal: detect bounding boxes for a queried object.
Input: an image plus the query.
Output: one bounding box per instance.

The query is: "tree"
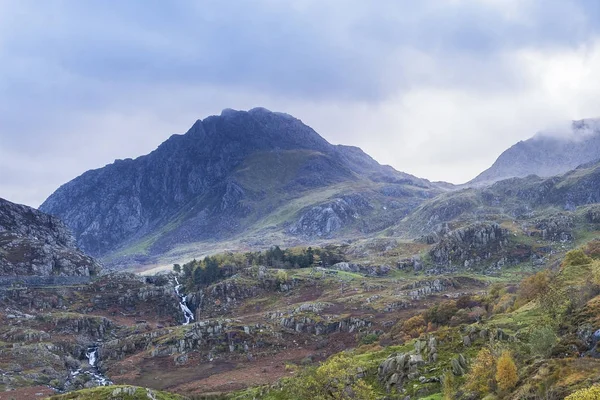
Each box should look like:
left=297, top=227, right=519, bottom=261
left=425, top=300, right=458, bottom=325
left=182, top=262, right=194, bottom=280
left=401, top=315, right=426, bottom=339
left=173, top=264, right=181, bottom=274
left=204, top=256, right=219, bottom=284
left=495, top=351, right=518, bottom=393
left=193, top=265, right=205, bottom=286
left=442, top=371, right=457, bottom=400
left=465, top=347, right=496, bottom=396
left=307, top=247, right=314, bottom=265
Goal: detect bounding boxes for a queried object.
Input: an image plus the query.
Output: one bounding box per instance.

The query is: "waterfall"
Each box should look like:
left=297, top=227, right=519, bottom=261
left=174, top=277, right=195, bottom=325
left=86, top=347, right=97, bottom=367
left=78, top=346, right=112, bottom=386
left=60, top=345, right=112, bottom=391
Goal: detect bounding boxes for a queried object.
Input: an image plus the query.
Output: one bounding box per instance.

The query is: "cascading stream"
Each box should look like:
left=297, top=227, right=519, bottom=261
left=68, top=346, right=112, bottom=387
left=174, top=277, right=195, bottom=325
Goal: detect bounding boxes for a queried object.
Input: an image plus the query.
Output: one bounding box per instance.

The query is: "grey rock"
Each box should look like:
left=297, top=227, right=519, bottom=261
left=463, top=336, right=471, bottom=347
left=0, top=197, right=101, bottom=277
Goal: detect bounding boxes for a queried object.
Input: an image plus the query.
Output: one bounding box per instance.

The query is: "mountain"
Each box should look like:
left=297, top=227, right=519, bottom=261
left=0, top=197, right=101, bottom=276
left=469, top=118, right=600, bottom=186
left=40, top=108, right=441, bottom=265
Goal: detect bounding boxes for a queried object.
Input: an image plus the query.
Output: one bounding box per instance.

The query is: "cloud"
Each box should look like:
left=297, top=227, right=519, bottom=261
left=1, top=0, right=600, bottom=206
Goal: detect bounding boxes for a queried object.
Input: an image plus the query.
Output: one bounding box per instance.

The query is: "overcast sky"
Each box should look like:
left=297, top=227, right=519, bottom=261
left=2, top=0, right=600, bottom=207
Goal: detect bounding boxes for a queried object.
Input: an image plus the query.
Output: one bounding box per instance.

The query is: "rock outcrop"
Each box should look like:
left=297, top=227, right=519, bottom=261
left=429, top=223, right=509, bottom=267
left=289, top=195, right=371, bottom=237
left=378, top=337, right=440, bottom=393
left=0, top=197, right=101, bottom=276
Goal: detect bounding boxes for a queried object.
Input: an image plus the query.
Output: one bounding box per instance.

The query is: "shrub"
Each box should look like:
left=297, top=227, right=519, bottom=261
left=562, top=249, right=592, bottom=268
left=276, top=270, right=289, bottom=283
left=401, top=315, right=427, bottom=339
left=518, top=270, right=551, bottom=303
left=528, top=325, right=557, bottom=358
left=565, top=385, right=600, bottom=400
left=359, top=333, right=379, bottom=345
left=584, top=240, right=600, bottom=259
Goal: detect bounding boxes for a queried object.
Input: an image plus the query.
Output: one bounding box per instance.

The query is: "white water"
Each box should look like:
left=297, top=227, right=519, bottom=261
left=86, top=347, right=97, bottom=367
left=75, top=346, right=112, bottom=386
left=174, top=277, right=195, bottom=325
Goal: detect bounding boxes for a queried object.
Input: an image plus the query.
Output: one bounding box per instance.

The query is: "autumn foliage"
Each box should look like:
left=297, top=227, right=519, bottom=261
left=584, top=239, right=600, bottom=259
left=561, top=249, right=592, bottom=268
left=465, top=347, right=496, bottom=396
left=518, top=270, right=551, bottom=302
left=565, top=385, right=600, bottom=400
left=495, top=351, right=518, bottom=392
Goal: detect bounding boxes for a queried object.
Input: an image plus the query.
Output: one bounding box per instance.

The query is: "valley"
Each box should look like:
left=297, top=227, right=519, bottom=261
left=4, top=0, right=600, bottom=397
left=1, top=110, right=600, bottom=399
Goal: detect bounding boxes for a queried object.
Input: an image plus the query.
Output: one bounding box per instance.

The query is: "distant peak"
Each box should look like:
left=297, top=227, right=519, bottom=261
left=220, top=108, right=240, bottom=117
left=533, top=118, right=600, bottom=141
left=572, top=118, right=600, bottom=133
left=248, top=107, right=272, bottom=114
left=217, top=107, right=296, bottom=121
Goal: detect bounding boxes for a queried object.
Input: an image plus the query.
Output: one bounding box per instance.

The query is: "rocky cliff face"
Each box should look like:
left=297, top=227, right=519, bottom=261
left=428, top=223, right=509, bottom=268
left=0, top=197, right=101, bottom=276
left=40, top=108, right=438, bottom=264
left=469, top=118, right=600, bottom=186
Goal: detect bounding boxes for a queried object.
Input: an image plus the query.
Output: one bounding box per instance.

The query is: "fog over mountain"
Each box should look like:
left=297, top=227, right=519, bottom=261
left=469, top=119, right=600, bottom=186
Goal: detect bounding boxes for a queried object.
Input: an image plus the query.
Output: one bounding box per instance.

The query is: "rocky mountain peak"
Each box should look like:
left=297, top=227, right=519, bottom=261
left=39, top=108, right=438, bottom=264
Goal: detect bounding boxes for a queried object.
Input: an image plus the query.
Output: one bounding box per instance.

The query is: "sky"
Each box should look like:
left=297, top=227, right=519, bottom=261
left=2, top=0, right=600, bottom=207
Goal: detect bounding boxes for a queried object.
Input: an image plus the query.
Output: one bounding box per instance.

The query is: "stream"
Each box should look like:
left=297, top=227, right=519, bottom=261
left=174, top=277, right=195, bottom=325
